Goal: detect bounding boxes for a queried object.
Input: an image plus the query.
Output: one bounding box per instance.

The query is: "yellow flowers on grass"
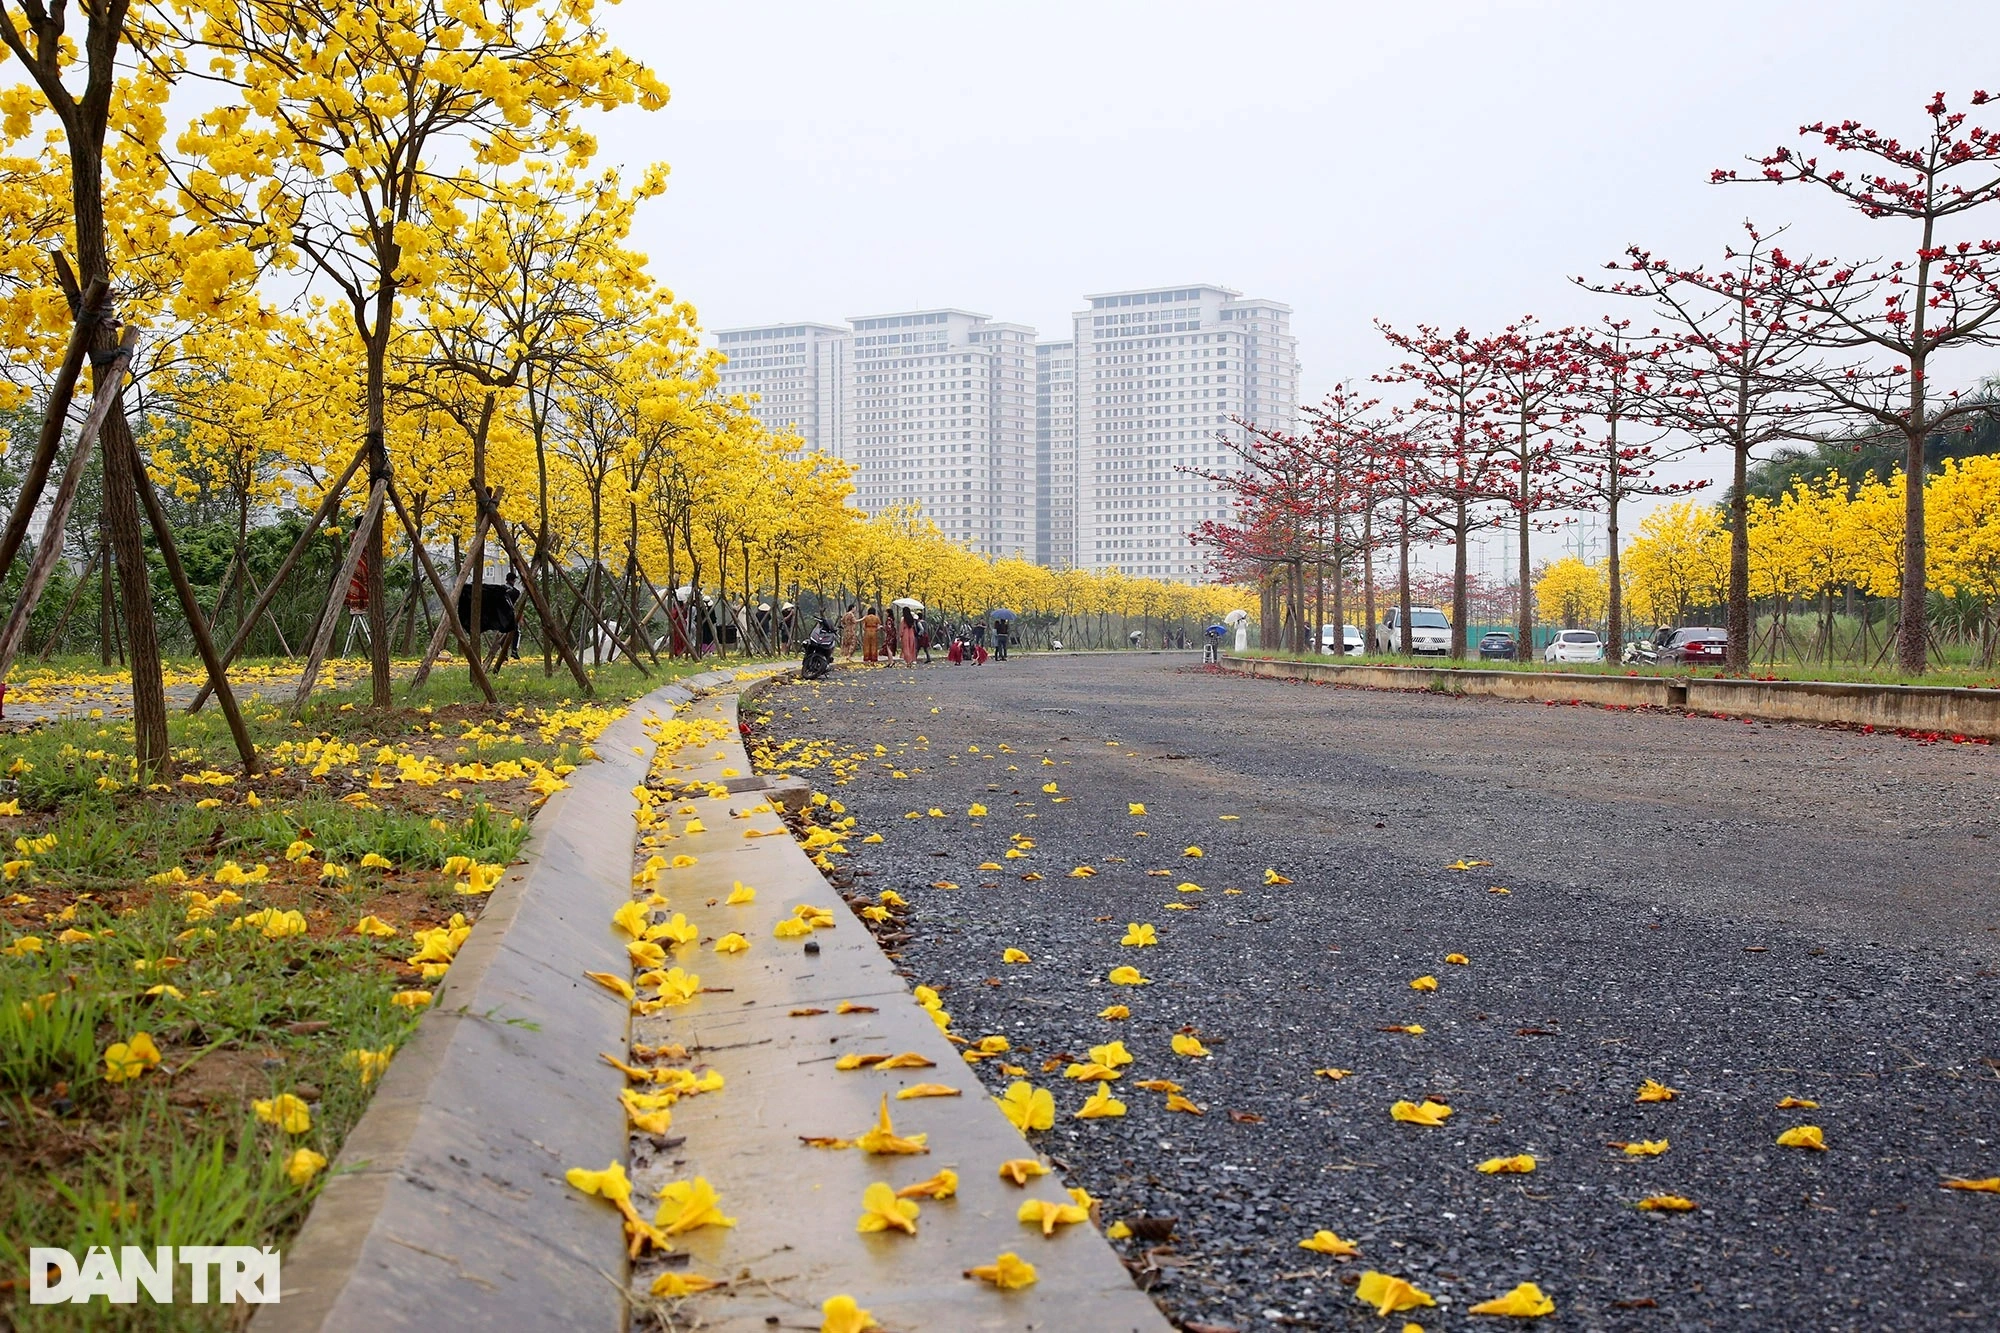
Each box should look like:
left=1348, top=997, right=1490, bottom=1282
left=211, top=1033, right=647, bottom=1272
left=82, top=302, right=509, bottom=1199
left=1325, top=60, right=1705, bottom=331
left=343, top=1047, right=394, bottom=1086
left=283, top=840, right=315, bottom=862
left=3, top=934, right=42, bottom=956
left=1075, top=1084, right=1126, bottom=1119
left=392, top=990, right=432, bottom=1008
left=1469, top=1282, right=1555, bottom=1317
left=1107, top=966, right=1148, bottom=986
left=283, top=1148, right=328, bottom=1188
left=1390, top=1099, right=1454, bottom=1127
left=1776, top=1125, right=1827, bottom=1151
left=996, top=1081, right=1055, bottom=1132
left=1170, top=1034, right=1210, bottom=1058
left=1354, top=1271, right=1434, bottom=1316
left=1298, top=1230, right=1360, bottom=1256
left=965, top=1251, right=1037, bottom=1289
left=352, top=915, right=398, bottom=937
left=855, top=1181, right=920, bottom=1235
left=253, top=1093, right=312, bottom=1135
left=1476, top=1154, right=1537, bottom=1174
left=1635, top=1079, right=1677, bottom=1103
left=103, top=1032, right=162, bottom=1084
left=1120, top=923, right=1158, bottom=946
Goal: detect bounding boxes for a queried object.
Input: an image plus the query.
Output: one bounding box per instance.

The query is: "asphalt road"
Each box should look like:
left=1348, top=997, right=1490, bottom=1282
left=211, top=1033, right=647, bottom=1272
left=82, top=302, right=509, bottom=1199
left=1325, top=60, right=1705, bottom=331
left=756, top=655, right=2000, bottom=1332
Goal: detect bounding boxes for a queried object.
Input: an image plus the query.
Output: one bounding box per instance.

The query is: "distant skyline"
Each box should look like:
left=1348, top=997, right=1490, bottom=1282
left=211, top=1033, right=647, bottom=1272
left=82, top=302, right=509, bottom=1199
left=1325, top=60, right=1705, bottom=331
left=589, top=0, right=2000, bottom=583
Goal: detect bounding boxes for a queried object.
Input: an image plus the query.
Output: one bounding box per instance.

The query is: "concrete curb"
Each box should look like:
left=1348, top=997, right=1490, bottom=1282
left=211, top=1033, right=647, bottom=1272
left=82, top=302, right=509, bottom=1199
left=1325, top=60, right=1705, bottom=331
left=1223, top=655, right=2000, bottom=738
left=258, top=667, right=750, bottom=1333
left=618, top=684, right=1171, bottom=1331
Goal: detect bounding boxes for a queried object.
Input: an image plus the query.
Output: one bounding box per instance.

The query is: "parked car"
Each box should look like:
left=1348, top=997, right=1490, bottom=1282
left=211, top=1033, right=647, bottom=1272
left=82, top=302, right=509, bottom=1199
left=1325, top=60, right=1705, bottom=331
left=1544, top=629, right=1606, bottom=664
left=1660, top=627, right=1728, bottom=666
left=1476, top=630, right=1517, bottom=661
left=1376, top=607, right=1452, bottom=655
left=1319, top=623, right=1366, bottom=656
left=1622, top=626, right=1673, bottom=664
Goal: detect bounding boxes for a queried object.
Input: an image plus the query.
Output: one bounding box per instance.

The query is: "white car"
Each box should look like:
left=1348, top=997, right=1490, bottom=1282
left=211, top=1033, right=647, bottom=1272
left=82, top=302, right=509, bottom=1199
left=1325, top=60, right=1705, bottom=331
left=1544, top=629, right=1606, bottom=664
left=1375, top=607, right=1452, bottom=655
left=1319, top=624, right=1365, bottom=656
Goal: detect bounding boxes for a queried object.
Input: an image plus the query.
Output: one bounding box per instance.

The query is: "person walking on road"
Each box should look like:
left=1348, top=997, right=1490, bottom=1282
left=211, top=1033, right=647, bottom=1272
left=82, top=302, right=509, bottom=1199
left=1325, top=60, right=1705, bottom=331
left=916, top=613, right=933, bottom=665
left=899, top=608, right=917, bottom=666
left=862, top=607, right=881, bottom=663
left=993, top=618, right=1009, bottom=661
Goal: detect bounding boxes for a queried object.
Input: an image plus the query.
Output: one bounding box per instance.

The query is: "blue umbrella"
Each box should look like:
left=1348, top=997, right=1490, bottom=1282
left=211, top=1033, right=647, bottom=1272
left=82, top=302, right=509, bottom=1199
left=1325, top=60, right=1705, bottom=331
left=988, top=608, right=1018, bottom=620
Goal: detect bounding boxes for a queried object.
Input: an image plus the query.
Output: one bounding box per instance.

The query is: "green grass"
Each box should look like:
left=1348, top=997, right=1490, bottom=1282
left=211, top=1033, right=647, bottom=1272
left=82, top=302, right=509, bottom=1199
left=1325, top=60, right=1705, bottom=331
left=0, top=652, right=720, bottom=1328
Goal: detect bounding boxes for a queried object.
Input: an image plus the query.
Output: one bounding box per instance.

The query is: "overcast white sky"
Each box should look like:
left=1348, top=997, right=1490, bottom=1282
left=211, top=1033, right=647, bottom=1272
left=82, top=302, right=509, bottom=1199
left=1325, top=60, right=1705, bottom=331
left=589, top=0, right=2000, bottom=579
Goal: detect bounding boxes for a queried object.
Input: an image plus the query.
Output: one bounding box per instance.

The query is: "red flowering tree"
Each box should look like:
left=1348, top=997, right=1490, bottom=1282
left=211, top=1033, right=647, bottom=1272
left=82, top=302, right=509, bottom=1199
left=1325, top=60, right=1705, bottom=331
left=1590, top=224, right=1825, bottom=671
left=1715, top=90, right=2000, bottom=673
left=1560, top=318, right=1710, bottom=657
left=1376, top=322, right=1510, bottom=657
left=1486, top=317, right=1589, bottom=652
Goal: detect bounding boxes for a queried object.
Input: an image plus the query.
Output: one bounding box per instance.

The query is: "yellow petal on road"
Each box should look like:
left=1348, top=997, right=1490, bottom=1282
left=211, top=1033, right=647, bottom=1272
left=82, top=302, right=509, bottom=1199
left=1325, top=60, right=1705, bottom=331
left=1390, top=1099, right=1453, bottom=1127
left=1355, top=1271, right=1435, bottom=1316
left=1635, top=1194, right=1697, bottom=1211
left=1635, top=1079, right=1677, bottom=1103
left=1468, top=1281, right=1556, bottom=1317
left=1476, top=1154, right=1537, bottom=1174
left=1776, top=1124, right=1826, bottom=1151
left=1298, top=1229, right=1360, bottom=1256
left=965, top=1251, right=1038, bottom=1289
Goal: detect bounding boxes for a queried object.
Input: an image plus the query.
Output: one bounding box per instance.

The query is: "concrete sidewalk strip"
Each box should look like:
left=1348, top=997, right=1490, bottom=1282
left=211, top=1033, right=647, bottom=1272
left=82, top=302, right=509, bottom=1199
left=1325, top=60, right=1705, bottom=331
left=620, top=686, right=1171, bottom=1331
left=258, top=667, right=746, bottom=1333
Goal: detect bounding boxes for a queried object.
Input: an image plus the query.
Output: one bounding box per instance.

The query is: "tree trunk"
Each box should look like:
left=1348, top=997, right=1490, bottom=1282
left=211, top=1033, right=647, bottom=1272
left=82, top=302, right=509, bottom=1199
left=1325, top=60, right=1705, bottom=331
left=1450, top=500, right=1470, bottom=659
left=1727, top=438, right=1750, bottom=673
left=1606, top=491, right=1623, bottom=662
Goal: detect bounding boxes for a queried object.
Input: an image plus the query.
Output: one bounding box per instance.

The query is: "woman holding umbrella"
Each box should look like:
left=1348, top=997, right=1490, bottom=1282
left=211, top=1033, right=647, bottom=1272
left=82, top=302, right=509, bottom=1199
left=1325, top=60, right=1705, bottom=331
left=898, top=607, right=917, bottom=666
left=990, top=609, right=1015, bottom=661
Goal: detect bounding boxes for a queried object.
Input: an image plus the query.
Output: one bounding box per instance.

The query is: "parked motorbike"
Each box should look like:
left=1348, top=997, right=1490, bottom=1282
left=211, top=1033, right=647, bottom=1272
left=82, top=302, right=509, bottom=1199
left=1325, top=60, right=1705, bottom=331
left=800, top=618, right=837, bottom=680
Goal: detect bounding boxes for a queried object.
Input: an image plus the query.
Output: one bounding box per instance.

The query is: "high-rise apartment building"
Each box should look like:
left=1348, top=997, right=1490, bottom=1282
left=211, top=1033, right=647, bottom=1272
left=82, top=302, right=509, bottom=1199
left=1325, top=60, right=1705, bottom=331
left=1073, top=285, right=1297, bottom=580
left=1035, top=340, right=1076, bottom=568
left=714, top=284, right=1296, bottom=577
left=714, top=322, right=851, bottom=457
left=847, top=310, right=1035, bottom=559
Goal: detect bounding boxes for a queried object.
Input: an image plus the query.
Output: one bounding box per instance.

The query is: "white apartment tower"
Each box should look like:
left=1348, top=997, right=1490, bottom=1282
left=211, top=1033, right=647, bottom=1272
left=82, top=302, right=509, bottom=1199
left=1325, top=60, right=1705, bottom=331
left=1035, top=340, right=1077, bottom=568
left=847, top=310, right=1035, bottom=559
left=714, top=322, right=851, bottom=457
left=1073, top=285, right=1298, bottom=580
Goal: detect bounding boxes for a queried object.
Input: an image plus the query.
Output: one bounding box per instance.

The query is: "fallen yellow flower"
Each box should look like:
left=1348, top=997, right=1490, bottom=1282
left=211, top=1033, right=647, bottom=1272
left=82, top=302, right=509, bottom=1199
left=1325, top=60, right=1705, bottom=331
left=283, top=1148, right=328, bottom=1188
left=1132, top=1078, right=1182, bottom=1093
left=855, top=1180, right=920, bottom=1235
left=655, top=1176, right=736, bottom=1235
left=1063, top=1061, right=1122, bottom=1082
left=726, top=881, right=757, bottom=904
left=1445, top=953, right=1470, bottom=965
left=1776, top=1095, right=1819, bottom=1109
left=1099, top=1004, right=1130, bottom=1020
left=1635, top=1194, right=1697, bottom=1211
left=714, top=933, right=750, bottom=954
left=820, top=1294, right=879, bottom=1333
left=965, top=1250, right=1037, bottom=1289
left=103, top=1032, right=162, bottom=1084
left=342, top=1046, right=394, bottom=1086
left=995, top=1081, right=1055, bottom=1132
left=1635, top=1078, right=1677, bottom=1102
left=1776, top=1124, right=1826, bottom=1151
left=1002, top=947, right=1032, bottom=963
left=1409, top=975, right=1438, bottom=992
left=1128, top=803, right=1147, bottom=815
left=1355, top=1270, right=1435, bottom=1316
left=1612, top=1139, right=1669, bottom=1157
left=253, top=1093, right=312, bottom=1135
left=1121, top=923, right=1159, bottom=946
left=856, top=1095, right=929, bottom=1154
left=1183, top=846, right=1203, bottom=858
left=1264, top=868, right=1292, bottom=885
left=650, top=1271, right=719, bottom=1297
left=1165, top=1093, right=1203, bottom=1114
left=1477, top=1154, right=1537, bottom=1174
left=1298, top=1230, right=1360, bottom=1256
left=1107, top=966, right=1148, bottom=986
left=1017, top=1194, right=1091, bottom=1235
left=1171, top=1034, right=1210, bottom=1058
left=1943, top=1177, right=2000, bottom=1192
left=1068, top=865, right=1096, bottom=878
left=1075, top=1084, right=1126, bottom=1119
left=352, top=915, right=398, bottom=937
left=1469, top=1281, right=1555, bottom=1317
left=998, top=1158, right=1050, bottom=1185
left=1314, top=1068, right=1354, bottom=1081
left=896, top=1168, right=958, bottom=1199
left=895, top=1083, right=961, bottom=1100
left=1390, top=1099, right=1453, bottom=1127
left=1090, top=1040, right=1133, bottom=1068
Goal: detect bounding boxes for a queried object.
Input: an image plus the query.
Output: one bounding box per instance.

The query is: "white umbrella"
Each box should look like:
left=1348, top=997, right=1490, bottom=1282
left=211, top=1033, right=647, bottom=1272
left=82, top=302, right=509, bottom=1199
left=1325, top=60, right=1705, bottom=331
left=891, top=597, right=924, bottom=610
left=1223, top=608, right=1249, bottom=626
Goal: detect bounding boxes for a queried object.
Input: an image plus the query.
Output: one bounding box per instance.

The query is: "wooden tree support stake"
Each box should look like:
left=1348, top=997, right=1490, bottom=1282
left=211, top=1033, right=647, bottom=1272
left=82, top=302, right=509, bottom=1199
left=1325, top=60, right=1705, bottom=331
left=410, top=507, right=493, bottom=691
left=385, top=478, right=495, bottom=704
left=291, top=480, right=387, bottom=718
left=188, top=443, right=367, bottom=714
left=487, top=510, right=605, bottom=691
left=0, top=277, right=107, bottom=589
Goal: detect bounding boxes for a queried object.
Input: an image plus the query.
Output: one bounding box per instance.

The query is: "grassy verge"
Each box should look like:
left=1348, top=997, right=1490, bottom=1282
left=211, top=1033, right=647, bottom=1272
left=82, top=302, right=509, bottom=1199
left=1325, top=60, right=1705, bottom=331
left=0, top=653, right=714, bottom=1330
left=1225, top=650, right=2000, bottom=691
